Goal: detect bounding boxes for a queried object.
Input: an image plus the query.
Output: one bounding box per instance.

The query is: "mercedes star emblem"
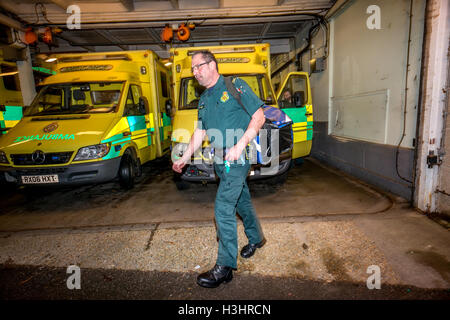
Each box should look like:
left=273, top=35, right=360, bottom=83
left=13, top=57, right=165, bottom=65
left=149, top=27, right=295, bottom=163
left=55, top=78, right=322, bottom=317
left=31, top=150, right=46, bottom=164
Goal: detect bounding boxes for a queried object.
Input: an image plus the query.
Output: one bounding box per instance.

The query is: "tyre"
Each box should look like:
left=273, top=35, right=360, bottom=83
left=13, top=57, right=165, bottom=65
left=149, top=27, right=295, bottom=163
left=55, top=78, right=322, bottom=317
left=135, top=157, right=142, bottom=177
left=119, top=153, right=135, bottom=189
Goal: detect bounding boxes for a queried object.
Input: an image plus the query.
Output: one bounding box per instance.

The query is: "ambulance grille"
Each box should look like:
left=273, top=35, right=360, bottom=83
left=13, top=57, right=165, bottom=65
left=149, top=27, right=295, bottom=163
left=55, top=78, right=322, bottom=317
left=16, top=168, right=67, bottom=175
left=11, top=152, right=73, bottom=166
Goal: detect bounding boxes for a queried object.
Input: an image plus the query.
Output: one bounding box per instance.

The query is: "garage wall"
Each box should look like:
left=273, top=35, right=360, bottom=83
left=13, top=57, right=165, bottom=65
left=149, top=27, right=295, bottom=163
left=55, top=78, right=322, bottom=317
left=417, top=0, right=450, bottom=215
left=271, top=39, right=300, bottom=94
left=292, top=0, right=426, bottom=200
left=437, top=91, right=450, bottom=216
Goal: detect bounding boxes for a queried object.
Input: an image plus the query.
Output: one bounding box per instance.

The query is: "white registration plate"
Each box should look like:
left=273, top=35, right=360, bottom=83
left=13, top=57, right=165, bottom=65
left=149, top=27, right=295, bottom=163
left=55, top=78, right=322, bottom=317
left=21, top=174, right=59, bottom=184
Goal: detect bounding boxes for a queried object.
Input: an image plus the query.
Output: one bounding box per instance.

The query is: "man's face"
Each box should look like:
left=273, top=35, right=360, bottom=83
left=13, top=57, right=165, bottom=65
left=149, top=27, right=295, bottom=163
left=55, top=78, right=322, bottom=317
left=192, top=54, right=216, bottom=88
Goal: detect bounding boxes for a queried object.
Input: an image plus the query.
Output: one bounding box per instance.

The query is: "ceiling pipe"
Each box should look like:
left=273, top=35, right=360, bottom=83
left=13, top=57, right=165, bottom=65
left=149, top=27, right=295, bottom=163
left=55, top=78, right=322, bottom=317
left=60, top=35, right=297, bottom=47
left=0, top=12, right=25, bottom=31
left=15, top=8, right=329, bottom=27
left=48, top=16, right=316, bottom=30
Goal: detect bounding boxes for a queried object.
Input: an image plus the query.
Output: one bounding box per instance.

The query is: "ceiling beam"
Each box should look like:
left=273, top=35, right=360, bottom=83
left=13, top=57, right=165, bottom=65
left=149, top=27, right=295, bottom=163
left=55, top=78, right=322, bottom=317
left=170, top=0, right=179, bottom=10
left=27, top=15, right=317, bottom=30
left=325, top=0, right=353, bottom=20
left=120, top=0, right=135, bottom=12
left=218, top=24, right=224, bottom=45
left=63, top=34, right=296, bottom=47
left=56, top=33, right=95, bottom=52
left=0, top=12, right=25, bottom=31
left=95, top=29, right=129, bottom=50
left=144, top=27, right=166, bottom=51
left=0, top=0, right=19, bottom=14
left=258, top=22, right=272, bottom=43
left=50, top=0, right=72, bottom=10
left=15, top=6, right=328, bottom=26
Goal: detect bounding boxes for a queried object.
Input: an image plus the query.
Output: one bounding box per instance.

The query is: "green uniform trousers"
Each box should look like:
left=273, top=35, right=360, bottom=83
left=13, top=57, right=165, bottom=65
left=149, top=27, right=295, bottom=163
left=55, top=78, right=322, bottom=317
left=214, top=161, right=264, bottom=269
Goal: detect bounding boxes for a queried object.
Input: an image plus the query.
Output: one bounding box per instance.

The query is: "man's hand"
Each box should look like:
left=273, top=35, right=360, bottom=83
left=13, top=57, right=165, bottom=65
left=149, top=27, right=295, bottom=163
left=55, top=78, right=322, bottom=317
left=171, top=128, right=206, bottom=173
left=225, top=141, right=245, bottom=162
left=172, top=158, right=187, bottom=173
left=225, top=108, right=265, bottom=162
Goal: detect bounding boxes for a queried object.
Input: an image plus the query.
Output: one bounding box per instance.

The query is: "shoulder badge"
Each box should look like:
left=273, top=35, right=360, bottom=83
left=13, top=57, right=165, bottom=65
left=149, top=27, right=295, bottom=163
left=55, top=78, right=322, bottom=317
left=220, top=91, right=229, bottom=103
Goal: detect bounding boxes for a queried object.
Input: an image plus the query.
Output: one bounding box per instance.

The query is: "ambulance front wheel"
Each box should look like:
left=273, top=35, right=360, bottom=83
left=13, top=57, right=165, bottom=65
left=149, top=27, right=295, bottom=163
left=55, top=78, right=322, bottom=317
left=118, top=153, right=135, bottom=189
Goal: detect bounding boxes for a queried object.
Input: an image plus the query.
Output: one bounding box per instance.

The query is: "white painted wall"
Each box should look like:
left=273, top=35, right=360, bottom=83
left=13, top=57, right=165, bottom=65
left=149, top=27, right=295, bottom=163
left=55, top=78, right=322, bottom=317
left=306, top=21, right=329, bottom=122
left=296, top=0, right=425, bottom=148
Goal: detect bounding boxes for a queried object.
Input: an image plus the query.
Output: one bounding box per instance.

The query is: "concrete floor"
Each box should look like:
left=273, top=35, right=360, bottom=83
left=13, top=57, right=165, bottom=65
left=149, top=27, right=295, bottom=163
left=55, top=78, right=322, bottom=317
left=0, top=157, right=391, bottom=231
left=0, top=157, right=449, bottom=300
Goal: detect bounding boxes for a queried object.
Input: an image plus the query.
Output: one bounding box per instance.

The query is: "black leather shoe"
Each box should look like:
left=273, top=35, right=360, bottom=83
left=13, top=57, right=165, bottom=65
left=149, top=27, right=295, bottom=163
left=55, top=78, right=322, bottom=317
left=240, top=238, right=266, bottom=258
left=197, top=264, right=233, bottom=288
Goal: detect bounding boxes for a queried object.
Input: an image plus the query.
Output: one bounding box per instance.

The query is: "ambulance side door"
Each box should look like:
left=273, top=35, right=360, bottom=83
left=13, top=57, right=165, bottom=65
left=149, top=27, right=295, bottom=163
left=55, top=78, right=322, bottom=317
left=276, top=72, right=314, bottom=159
left=123, top=84, right=153, bottom=161
left=154, top=62, right=172, bottom=153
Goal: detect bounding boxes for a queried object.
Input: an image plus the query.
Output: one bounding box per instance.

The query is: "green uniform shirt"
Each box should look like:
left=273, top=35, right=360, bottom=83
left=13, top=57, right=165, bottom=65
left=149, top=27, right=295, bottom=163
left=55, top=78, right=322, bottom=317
left=197, top=75, right=264, bottom=149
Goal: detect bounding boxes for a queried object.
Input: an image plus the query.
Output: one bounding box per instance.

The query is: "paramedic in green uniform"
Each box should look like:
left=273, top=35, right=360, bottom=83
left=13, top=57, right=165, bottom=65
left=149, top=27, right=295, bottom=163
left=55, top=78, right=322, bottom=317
left=172, top=50, right=267, bottom=288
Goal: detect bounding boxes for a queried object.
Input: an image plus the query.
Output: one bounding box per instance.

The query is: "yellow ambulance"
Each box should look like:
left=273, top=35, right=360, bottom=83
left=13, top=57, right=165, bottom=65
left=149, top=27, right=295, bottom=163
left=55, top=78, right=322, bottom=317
left=0, top=50, right=172, bottom=188
left=169, top=44, right=313, bottom=186
left=0, top=50, right=23, bottom=136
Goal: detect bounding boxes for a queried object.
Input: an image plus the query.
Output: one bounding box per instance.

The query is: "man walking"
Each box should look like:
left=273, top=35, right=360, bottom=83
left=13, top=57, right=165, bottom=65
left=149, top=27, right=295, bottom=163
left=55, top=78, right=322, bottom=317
left=172, top=50, right=266, bottom=288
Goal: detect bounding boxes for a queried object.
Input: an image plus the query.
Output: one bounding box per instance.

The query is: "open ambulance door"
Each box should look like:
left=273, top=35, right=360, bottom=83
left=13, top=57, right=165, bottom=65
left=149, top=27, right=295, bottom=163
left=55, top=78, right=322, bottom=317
left=154, top=61, right=173, bottom=153
left=276, top=72, right=313, bottom=159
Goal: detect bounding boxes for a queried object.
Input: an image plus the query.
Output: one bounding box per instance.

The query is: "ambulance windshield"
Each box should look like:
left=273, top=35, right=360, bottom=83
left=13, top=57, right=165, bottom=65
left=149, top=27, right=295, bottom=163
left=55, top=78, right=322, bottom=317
left=24, top=82, right=124, bottom=116
left=179, top=74, right=274, bottom=110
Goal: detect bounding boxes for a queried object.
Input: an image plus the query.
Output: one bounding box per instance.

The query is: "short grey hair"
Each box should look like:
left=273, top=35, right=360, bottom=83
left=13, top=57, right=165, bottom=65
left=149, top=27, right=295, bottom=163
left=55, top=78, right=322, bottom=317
left=192, top=50, right=218, bottom=72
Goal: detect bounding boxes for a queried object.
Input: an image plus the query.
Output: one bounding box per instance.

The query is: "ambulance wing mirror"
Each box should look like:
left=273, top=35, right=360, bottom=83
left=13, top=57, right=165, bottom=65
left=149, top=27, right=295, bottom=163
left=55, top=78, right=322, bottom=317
left=293, top=91, right=305, bottom=108
left=165, top=99, right=173, bottom=117
left=139, top=96, right=149, bottom=115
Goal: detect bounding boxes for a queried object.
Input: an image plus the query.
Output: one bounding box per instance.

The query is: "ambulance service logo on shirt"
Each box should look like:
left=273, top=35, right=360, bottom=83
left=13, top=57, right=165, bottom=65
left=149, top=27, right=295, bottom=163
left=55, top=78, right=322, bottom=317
left=220, top=91, right=229, bottom=103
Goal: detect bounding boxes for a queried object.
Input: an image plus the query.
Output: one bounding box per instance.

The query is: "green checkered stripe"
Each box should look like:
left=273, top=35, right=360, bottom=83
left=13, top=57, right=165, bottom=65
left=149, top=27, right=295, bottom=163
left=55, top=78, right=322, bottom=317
left=306, top=120, right=313, bottom=140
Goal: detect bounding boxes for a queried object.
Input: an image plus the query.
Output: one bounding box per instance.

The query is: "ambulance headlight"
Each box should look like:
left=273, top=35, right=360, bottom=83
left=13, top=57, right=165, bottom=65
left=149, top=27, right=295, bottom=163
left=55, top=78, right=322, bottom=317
left=0, top=151, right=9, bottom=164
left=74, top=143, right=111, bottom=161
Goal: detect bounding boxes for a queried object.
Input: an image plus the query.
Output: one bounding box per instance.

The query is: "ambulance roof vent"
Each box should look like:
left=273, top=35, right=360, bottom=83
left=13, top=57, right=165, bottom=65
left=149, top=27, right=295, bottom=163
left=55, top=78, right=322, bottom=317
left=187, top=47, right=255, bottom=55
